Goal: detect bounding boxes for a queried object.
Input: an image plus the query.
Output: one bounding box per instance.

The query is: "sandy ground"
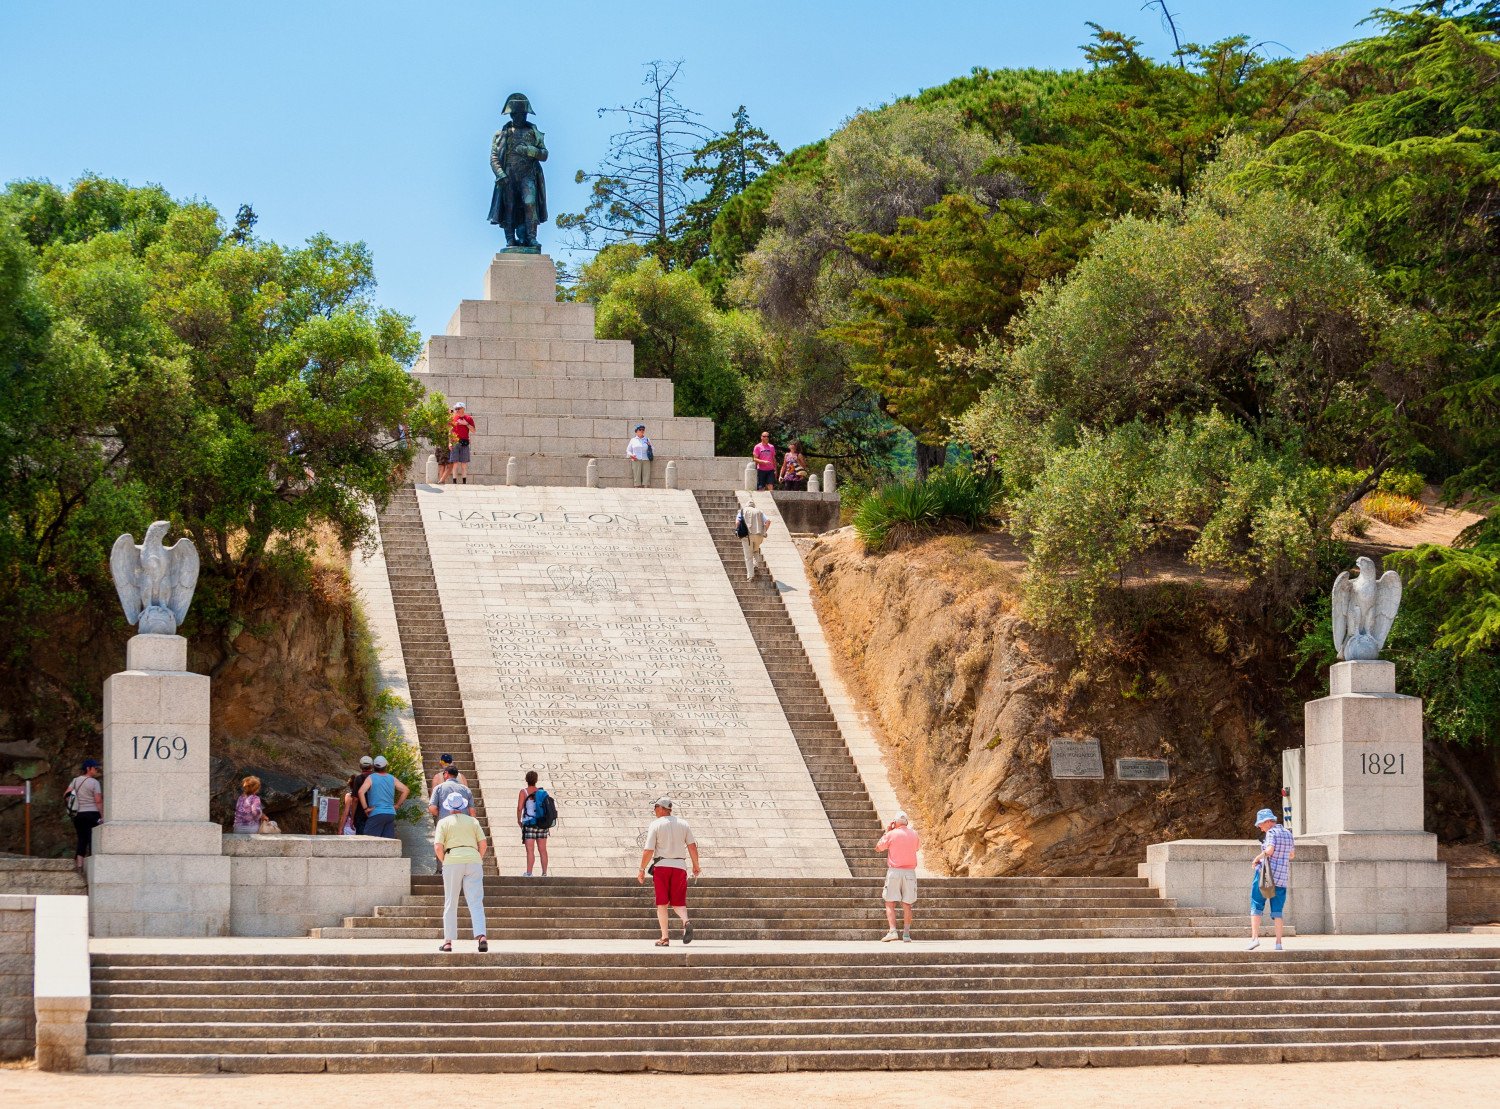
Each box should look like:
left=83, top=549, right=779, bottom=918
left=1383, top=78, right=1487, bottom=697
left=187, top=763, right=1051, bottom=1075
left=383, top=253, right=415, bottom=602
left=3, top=1058, right=1499, bottom=1108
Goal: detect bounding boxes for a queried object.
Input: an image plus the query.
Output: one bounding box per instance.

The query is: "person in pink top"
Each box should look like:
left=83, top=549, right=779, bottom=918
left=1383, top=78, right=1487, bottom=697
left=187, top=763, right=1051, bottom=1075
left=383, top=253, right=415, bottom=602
left=751, top=431, right=778, bottom=490
left=876, top=811, right=920, bottom=942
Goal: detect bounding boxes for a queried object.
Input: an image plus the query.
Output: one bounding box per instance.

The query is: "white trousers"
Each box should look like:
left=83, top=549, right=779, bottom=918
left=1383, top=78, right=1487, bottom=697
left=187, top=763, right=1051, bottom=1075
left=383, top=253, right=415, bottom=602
left=442, top=861, right=486, bottom=940
left=741, top=534, right=765, bottom=579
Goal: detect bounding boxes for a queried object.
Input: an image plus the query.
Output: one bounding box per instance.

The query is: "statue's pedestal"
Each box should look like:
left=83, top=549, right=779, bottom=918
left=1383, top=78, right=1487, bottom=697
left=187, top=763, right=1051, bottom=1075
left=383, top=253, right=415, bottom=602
left=1299, top=661, right=1446, bottom=933
left=1142, top=661, right=1446, bottom=934
left=87, top=634, right=230, bottom=937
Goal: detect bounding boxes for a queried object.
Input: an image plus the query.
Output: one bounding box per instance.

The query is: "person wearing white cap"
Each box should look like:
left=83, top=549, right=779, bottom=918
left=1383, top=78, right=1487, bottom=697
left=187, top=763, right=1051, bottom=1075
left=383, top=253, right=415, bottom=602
left=357, top=754, right=409, bottom=839
left=638, top=797, right=700, bottom=946
left=876, top=812, right=920, bottom=942
left=435, top=791, right=489, bottom=953
left=448, top=401, right=475, bottom=483
left=1249, top=807, right=1295, bottom=951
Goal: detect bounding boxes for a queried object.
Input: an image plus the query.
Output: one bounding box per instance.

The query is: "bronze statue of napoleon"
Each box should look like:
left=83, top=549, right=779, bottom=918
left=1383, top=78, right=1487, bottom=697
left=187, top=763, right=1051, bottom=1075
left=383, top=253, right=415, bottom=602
left=487, top=92, right=548, bottom=252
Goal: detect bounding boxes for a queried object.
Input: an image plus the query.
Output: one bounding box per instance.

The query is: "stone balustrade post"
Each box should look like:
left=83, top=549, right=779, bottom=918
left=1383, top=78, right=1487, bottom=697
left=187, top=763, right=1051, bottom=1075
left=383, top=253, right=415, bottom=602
left=506, top=456, right=518, bottom=486
left=33, top=895, right=89, bottom=1070
left=664, top=460, right=678, bottom=489
left=586, top=458, right=599, bottom=488
left=743, top=462, right=756, bottom=491
left=424, top=454, right=439, bottom=484
left=823, top=464, right=837, bottom=494
left=808, top=474, right=821, bottom=494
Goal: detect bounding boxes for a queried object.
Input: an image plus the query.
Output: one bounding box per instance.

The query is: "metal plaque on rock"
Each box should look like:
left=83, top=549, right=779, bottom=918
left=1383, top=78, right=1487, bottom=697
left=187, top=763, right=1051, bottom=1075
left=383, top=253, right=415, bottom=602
left=1049, top=738, right=1105, bottom=780
left=1115, top=757, right=1170, bottom=782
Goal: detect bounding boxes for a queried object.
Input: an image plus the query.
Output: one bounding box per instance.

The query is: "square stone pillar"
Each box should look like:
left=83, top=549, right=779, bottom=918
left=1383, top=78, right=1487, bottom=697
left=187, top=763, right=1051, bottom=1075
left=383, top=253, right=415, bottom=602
left=1301, top=660, right=1446, bottom=933
left=87, top=634, right=230, bottom=937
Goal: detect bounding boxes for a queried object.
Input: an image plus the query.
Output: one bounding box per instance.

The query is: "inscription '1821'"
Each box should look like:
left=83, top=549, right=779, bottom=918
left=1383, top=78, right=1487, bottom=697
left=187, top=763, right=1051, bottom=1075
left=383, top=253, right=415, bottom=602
left=1360, top=752, right=1406, bottom=775
left=131, top=734, right=187, bottom=760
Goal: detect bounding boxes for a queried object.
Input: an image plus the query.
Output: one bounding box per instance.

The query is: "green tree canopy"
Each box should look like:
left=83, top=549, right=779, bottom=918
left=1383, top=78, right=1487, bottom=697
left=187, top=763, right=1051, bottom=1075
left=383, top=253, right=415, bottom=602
left=0, top=177, right=443, bottom=632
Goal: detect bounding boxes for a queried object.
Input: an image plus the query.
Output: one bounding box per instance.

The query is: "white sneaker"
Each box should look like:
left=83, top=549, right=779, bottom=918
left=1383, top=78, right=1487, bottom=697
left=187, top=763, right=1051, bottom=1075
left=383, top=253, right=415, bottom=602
left=880, top=929, right=899, bottom=942
left=1247, top=939, right=1260, bottom=950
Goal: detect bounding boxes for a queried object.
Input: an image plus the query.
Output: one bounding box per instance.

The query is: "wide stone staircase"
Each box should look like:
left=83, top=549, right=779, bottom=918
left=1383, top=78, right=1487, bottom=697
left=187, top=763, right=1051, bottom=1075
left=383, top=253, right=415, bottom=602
left=693, top=488, right=883, bottom=876
left=375, top=484, right=494, bottom=861
left=87, top=948, right=1500, bottom=1072
left=312, top=874, right=1248, bottom=940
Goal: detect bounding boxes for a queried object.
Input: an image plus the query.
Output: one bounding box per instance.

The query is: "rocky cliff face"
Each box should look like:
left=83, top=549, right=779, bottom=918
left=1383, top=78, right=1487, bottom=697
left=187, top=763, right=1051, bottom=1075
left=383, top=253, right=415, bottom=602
left=804, top=531, right=1308, bottom=876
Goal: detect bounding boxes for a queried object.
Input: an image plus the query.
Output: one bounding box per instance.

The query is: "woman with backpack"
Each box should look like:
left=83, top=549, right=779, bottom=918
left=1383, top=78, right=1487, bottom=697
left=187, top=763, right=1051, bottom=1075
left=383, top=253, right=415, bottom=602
left=65, top=758, right=103, bottom=869
left=516, top=770, right=552, bottom=877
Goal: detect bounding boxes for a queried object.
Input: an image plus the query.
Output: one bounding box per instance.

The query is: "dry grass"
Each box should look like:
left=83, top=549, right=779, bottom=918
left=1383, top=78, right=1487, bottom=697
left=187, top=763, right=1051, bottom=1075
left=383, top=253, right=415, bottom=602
left=1361, top=491, right=1426, bottom=527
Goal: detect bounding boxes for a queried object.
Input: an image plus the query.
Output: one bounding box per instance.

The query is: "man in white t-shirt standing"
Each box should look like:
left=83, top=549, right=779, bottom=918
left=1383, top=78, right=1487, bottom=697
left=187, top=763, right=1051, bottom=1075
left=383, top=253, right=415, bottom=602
left=736, top=498, right=771, bottom=581
left=637, top=797, right=701, bottom=946
left=626, top=424, right=653, bottom=488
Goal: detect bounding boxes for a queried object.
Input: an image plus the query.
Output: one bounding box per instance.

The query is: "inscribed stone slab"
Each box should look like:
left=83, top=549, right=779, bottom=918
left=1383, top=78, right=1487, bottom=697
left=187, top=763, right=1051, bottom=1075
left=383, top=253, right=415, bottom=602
left=1049, top=738, right=1105, bottom=780
left=416, top=485, right=847, bottom=877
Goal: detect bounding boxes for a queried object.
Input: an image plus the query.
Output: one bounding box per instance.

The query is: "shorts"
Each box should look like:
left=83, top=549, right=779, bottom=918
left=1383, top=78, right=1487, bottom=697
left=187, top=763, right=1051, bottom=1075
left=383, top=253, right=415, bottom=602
left=882, top=868, right=918, bottom=905
left=521, top=826, right=550, bottom=841
left=449, top=440, right=472, bottom=464
left=365, top=813, right=397, bottom=839
left=1250, top=874, right=1288, bottom=919
left=653, top=865, right=688, bottom=907
left=756, top=468, right=776, bottom=489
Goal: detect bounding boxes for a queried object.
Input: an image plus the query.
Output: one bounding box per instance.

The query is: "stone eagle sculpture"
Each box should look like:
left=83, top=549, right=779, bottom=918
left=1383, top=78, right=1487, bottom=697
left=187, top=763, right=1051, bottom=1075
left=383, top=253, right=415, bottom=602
left=110, top=521, right=200, bottom=636
left=1331, top=556, right=1402, bottom=661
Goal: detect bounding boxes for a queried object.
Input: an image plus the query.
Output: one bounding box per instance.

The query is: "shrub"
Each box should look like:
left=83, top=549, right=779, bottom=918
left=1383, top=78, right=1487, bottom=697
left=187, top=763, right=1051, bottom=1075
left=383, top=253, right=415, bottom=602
left=853, top=467, right=1001, bottom=551
left=1361, top=491, right=1426, bottom=527
left=1376, top=470, right=1426, bottom=499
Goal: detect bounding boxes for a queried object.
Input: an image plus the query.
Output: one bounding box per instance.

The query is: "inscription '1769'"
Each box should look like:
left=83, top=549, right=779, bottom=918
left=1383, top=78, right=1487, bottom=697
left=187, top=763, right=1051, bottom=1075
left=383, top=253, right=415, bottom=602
left=132, top=734, right=187, bottom=760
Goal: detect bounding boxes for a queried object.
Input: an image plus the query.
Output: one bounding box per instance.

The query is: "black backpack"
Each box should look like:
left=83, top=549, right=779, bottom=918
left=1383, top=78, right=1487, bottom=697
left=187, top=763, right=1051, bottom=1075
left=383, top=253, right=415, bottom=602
left=533, top=788, right=558, bottom=829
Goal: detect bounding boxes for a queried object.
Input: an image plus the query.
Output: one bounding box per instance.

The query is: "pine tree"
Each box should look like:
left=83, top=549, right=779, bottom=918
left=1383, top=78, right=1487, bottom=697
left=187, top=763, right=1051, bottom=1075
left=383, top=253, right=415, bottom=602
left=676, top=106, right=782, bottom=265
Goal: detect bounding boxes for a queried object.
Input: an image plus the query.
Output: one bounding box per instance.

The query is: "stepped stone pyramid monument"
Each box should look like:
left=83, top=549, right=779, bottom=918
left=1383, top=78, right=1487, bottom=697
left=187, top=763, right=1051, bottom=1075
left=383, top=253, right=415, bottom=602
left=413, top=253, right=750, bottom=488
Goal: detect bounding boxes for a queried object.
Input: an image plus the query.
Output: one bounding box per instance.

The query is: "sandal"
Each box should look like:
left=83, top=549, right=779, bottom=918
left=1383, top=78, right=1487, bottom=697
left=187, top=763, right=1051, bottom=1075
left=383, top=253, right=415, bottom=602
left=438, top=941, right=452, bottom=952
left=654, top=938, right=670, bottom=947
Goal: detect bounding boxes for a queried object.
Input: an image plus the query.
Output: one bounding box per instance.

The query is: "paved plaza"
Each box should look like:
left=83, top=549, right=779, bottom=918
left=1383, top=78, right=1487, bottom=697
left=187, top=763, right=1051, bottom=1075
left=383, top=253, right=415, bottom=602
left=5, top=1058, right=1499, bottom=1108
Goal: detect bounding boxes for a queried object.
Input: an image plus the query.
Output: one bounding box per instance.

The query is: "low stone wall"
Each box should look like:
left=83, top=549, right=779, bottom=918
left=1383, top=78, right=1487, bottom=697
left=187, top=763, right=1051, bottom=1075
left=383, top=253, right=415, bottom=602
left=224, top=834, right=410, bottom=936
left=0, top=894, right=35, bottom=1061
left=1449, top=869, right=1500, bottom=926
left=1140, top=839, right=1332, bottom=932
left=771, top=490, right=841, bottom=534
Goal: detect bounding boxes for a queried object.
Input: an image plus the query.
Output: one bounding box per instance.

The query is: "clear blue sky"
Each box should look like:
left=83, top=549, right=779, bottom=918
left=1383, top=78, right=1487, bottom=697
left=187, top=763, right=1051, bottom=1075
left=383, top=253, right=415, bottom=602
left=2, top=0, right=1382, bottom=340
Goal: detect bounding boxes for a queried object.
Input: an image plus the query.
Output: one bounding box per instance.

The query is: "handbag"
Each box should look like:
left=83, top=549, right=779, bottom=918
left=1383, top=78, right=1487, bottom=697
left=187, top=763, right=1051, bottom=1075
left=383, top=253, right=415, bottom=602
left=647, top=856, right=661, bottom=876
left=646, top=441, right=654, bottom=462
left=258, top=817, right=280, bottom=835
left=1257, top=859, right=1276, bottom=899
left=736, top=514, right=749, bottom=538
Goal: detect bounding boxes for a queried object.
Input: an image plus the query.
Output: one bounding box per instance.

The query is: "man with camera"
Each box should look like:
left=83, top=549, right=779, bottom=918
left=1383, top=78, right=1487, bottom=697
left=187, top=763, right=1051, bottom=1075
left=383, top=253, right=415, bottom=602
left=876, top=812, right=920, bottom=942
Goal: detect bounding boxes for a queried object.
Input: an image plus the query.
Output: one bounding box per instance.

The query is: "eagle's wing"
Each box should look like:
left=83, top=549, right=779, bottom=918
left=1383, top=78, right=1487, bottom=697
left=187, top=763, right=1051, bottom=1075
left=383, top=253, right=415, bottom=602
left=1371, top=570, right=1403, bottom=654
left=110, top=533, right=144, bottom=626
left=1331, top=571, right=1353, bottom=660
left=164, top=536, right=200, bottom=626
left=546, top=565, right=574, bottom=593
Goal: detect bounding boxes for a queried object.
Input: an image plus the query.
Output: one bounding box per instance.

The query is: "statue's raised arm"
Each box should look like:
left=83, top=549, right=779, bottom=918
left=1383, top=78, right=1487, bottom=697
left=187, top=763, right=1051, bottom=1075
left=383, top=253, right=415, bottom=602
left=110, top=521, right=200, bottom=636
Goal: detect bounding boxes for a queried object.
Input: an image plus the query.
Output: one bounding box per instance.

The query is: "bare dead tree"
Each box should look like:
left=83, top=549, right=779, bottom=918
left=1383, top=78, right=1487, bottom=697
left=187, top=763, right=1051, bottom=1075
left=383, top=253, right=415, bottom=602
left=556, top=59, right=712, bottom=266
left=1142, top=0, right=1187, bottom=69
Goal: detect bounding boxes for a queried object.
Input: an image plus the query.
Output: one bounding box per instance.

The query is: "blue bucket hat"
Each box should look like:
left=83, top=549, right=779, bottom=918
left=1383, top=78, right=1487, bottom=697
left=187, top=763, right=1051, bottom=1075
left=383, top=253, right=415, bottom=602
left=1254, top=808, right=1278, bottom=825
